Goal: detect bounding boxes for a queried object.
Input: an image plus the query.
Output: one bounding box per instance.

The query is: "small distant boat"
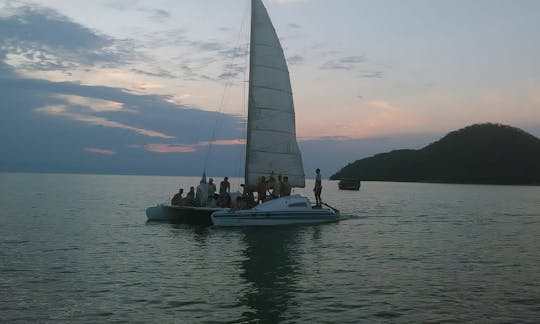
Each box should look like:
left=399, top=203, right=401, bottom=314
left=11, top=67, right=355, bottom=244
left=211, top=195, right=339, bottom=226
left=338, top=179, right=361, bottom=190
left=146, top=205, right=228, bottom=226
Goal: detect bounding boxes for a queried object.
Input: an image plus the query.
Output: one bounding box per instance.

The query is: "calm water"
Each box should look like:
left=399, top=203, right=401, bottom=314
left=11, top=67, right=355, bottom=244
left=1, top=172, right=540, bottom=322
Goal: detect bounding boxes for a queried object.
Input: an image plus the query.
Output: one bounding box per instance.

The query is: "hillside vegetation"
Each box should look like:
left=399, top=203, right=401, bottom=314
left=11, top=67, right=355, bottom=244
left=330, top=123, right=540, bottom=185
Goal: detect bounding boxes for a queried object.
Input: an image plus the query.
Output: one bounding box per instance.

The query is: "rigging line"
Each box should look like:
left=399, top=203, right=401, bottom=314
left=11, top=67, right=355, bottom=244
left=203, top=0, right=250, bottom=174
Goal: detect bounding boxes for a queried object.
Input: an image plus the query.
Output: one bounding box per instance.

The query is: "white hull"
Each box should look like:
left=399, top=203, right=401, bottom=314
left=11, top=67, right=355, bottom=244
left=211, top=195, right=339, bottom=226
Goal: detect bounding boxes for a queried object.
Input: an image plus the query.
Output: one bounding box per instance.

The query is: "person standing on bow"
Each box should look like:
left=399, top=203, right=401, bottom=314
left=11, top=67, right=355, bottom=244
left=281, top=176, right=291, bottom=197
left=314, top=168, right=322, bottom=206
left=208, top=178, right=217, bottom=198
left=219, top=177, right=230, bottom=198
left=257, top=176, right=267, bottom=204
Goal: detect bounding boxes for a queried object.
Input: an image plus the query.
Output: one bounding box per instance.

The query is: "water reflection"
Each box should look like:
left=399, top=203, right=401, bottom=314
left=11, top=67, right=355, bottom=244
left=170, top=224, right=210, bottom=245
left=238, top=227, right=304, bottom=322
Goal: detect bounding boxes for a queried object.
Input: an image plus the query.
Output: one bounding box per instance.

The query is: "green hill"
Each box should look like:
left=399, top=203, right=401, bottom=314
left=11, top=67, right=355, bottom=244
left=330, top=123, right=540, bottom=185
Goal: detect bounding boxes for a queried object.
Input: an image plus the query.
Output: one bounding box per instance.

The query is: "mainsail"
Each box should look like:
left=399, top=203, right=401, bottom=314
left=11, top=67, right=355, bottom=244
left=245, top=0, right=305, bottom=189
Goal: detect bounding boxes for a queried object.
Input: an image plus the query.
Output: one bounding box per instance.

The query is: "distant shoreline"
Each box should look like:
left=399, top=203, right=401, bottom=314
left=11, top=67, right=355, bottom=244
left=2, top=171, right=539, bottom=186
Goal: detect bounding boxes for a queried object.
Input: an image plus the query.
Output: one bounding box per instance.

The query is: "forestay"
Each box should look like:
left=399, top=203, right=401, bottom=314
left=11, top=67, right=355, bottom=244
left=245, top=0, right=305, bottom=189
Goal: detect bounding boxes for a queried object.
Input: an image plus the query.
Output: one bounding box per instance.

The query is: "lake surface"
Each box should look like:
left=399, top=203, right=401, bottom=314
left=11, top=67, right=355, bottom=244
left=1, top=172, right=539, bottom=322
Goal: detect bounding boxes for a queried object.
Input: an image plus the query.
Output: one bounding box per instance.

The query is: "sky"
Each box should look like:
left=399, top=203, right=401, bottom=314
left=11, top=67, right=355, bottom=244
left=1, top=0, right=539, bottom=177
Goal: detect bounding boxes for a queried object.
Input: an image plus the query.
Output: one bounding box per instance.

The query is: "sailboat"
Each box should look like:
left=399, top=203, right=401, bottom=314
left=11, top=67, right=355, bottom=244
left=211, top=0, right=340, bottom=226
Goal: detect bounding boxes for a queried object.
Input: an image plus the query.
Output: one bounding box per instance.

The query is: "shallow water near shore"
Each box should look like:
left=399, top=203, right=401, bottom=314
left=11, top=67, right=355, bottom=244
left=1, top=172, right=540, bottom=322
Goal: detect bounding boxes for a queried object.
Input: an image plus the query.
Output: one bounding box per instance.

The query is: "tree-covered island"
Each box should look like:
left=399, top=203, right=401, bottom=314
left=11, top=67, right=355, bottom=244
left=331, top=123, right=540, bottom=185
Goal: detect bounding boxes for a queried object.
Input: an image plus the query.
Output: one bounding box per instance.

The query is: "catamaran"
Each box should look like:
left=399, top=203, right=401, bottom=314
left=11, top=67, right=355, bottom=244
left=146, top=0, right=339, bottom=226
left=211, top=0, right=340, bottom=226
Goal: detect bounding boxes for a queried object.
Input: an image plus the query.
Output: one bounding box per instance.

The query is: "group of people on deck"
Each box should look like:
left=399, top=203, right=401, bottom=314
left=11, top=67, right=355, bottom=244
left=171, top=176, right=231, bottom=208
left=255, top=173, right=292, bottom=204
left=170, top=168, right=323, bottom=209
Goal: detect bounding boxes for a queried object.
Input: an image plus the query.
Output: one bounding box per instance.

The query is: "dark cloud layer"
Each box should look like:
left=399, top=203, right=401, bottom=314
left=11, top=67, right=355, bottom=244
left=0, top=5, right=135, bottom=71
left=0, top=4, right=249, bottom=176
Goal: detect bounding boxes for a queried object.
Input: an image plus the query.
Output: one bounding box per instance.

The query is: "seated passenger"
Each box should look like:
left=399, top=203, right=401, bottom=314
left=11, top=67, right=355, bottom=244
left=236, top=196, right=247, bottom=210
left=281, top=176, right=291, bottom=196
left=171, top=188, right=184, bottom=206
left=185, top=186, right=196, bottom=206
left=208, top=193, right=219, bottom=208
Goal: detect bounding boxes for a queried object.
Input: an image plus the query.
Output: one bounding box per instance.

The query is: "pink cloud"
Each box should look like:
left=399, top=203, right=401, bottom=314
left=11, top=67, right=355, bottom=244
left=144, top=144, right=198, bottom=153
left=144, top=139, right=245, bottom=153
left=199, top=139, right=245, bottom=146
left=85, top=147, right=117, bottom=155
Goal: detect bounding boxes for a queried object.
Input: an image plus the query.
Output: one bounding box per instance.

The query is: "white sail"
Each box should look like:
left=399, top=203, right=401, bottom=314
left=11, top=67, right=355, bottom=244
left=245, top=0, right=305, bottom=189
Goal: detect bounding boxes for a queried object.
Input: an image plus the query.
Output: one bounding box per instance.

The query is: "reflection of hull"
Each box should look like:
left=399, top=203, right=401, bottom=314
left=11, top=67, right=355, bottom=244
left=211, top=195, right=339, bottom=226
left=146, top=205, right=228, bottom=226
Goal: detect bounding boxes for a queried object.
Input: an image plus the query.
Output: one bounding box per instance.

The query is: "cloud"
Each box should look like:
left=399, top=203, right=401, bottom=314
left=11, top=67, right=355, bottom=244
left=130, top=68, right=176, bottom=79
left=0, top=5, right=136, bottom=72
left=287, top=55, right=304, bottom=65
left=144, top=144, right=197, bottom=153
left=320, top=55, right=368, bottom=71
left=85, top=147, right=117, bottom=155
left=189, top=40, right=225, bottom=52
left=0, top=69, right=248, bottom=175
left=144, top=139, right=245, bottom=153
left=0, top=2, right=263, bottom=175
left=200, top=139, right=245, bottom=146
left=368, top=100, right=394, bottom=110
left=218, top=62, right=245, bottom=80
left=146, top=8, right=171, bottom=21
left=360, top=71, right=384, bottom=79
left=0, top=3, right=246, bottom=100
left=219, top=46, right=249, bottom=60
left=55, top=94, right=125, bottom=112
left=36, top=104, right=175, bottom=139
left=103, top=0, right=139, bottom=11
left=104, top=1, right=172, bottom=21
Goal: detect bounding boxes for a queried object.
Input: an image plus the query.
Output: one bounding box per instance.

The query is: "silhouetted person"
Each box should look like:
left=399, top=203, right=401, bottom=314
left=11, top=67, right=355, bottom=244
left=266, top=171, right=276, bottom=199
left=208, top=178, right=216, bottom=197
left=219, top=177, right=230, bottom=198
left=257, top=176, right=267, bottom=204
left=208, top=193, right=219, bottom=207
left=196, top=177, right=209, bottom=206
left=218, top=193, right=232, bottom=208
left=281, top=176, right=291, bottom=196
left=235, top=196, right=247, bottom=210
left=314, top=168, right=322, bottom=205
left=171, top=188, right=184, bottom=206
left=271, top=174, right=282, bottom=198
left=186, top=186, right=196, bottom=206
